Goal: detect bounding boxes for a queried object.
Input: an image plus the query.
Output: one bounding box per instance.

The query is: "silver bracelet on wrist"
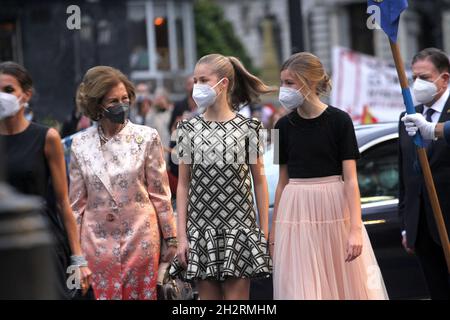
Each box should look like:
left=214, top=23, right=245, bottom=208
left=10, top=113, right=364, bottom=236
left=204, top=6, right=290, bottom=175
left=165, top=237, right=178, bottom=248
left=70, top=255, right=88, bottom=267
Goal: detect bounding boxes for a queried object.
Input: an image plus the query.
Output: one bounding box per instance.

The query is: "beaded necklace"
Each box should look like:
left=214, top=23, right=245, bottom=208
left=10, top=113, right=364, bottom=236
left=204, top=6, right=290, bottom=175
left=98, top=120, right=128, bottom=145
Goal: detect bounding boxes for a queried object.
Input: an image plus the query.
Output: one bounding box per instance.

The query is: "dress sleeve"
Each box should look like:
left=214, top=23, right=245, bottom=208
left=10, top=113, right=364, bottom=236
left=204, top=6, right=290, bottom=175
left=338, top=113, right=361, bottom=161
left=175, top=120, right=192, bottom=165
left=274, top=118, right=287, bottom=165
left=248, top=119, right=265, bottom=164
left=145, top=129, right=177, bottom=239
left=68, top=148, right=87, bottom=237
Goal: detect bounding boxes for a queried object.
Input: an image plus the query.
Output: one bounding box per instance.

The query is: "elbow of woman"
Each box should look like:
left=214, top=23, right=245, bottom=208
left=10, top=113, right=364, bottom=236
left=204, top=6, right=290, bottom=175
left=344, top=176, right=359, bottom=189
left=253, top=175, right=267, bottom=187
left=176, top=184, right=188, bottom=199
left=276, top=180, right=288, bottom=194
left=56, top=197, right=71, bottom=214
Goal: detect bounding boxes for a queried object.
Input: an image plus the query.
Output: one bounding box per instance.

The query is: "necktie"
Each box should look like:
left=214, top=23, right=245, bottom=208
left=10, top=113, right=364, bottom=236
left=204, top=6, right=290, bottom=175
left=425, top=108, right=436, bottom=122
left=423, top=108, right=436, bottom=148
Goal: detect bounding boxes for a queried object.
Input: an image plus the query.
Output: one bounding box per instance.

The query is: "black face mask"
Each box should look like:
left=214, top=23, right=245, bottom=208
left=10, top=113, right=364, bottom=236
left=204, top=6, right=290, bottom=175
left=102, top=103, right=129, bottom=124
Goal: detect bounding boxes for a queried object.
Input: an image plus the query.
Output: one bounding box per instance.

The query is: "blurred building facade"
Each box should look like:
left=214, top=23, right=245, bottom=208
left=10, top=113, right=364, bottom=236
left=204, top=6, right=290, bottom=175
left=215, top=0, right=292, bottom=69
left=1, top=0, right=449, bottom=121
left=217, top=0, right=450, bottom=76
left=300, top=0, right=450, bottom=72
left=215, top=0, right=300, bottom=86
left=0, top=0, right=195, bottom=122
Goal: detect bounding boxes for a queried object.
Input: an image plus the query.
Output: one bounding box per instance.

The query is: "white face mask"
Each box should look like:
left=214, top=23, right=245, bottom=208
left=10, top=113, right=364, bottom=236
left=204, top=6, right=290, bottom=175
left=0, top=92, right=22, bottom=120
left=412, top=74, right=445, bottom=104
left=192, top=78, right=225, bottom=111
left=278, top=87, right=305, bottom=111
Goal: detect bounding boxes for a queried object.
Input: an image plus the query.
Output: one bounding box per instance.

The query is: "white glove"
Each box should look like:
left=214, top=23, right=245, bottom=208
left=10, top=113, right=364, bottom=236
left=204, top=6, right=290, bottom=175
left=401, top=113, right=436, bottom=140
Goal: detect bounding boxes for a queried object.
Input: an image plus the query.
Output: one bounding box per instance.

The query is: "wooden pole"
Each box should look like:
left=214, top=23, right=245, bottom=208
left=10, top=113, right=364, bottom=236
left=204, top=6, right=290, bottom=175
left=389, top=40, right=450, bottom=273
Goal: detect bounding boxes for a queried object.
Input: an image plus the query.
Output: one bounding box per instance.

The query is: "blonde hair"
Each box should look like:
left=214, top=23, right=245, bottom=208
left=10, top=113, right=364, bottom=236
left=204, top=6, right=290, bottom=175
left=197, top=54, right=275, bottom=110
left=76, top=66, right=136, bottom=121
left=281, top=52, right=332, bottom=97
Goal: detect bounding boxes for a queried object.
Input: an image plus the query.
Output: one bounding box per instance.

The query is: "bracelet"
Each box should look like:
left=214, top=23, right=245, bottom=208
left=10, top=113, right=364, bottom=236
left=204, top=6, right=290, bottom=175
left=165, top=238, right=178, bottom=247
left=70, top=255, right=88, bottom=267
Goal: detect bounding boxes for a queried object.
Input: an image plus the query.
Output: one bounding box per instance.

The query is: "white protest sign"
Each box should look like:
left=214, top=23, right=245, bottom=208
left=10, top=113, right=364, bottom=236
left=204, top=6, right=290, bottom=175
left=331, top=46, right=415, bottom=124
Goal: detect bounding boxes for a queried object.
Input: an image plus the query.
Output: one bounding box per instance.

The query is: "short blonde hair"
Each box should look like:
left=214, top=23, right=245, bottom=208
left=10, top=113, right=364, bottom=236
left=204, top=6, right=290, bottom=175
left=76, top=66, right=136, bottom=121
left=281, top=52, right=332, bottom=97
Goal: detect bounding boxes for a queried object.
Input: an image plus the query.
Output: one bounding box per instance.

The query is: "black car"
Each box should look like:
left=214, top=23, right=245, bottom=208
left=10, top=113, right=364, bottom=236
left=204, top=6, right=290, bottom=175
left=250, top=122, right=429, bottom=300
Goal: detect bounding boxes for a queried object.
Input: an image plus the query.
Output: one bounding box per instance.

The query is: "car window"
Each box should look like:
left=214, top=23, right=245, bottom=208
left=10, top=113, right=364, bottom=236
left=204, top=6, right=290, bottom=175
left=357, top=139, right=398, bottom=204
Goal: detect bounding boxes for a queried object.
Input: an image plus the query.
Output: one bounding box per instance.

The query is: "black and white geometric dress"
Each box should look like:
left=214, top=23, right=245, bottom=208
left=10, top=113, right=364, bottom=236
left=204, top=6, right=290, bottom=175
left=169, top=113, right=272, bottom=282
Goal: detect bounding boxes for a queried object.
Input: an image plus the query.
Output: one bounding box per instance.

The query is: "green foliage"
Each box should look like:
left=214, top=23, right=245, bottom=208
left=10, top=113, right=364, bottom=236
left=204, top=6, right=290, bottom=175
left=39, top=116, right=62, bottom=133
left=194, top=0, right=259, bottom=75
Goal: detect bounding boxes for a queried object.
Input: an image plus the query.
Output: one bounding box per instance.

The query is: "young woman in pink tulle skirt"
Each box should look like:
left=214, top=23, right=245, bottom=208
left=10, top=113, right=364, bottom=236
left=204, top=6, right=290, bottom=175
left=270, top=53, right=389, bottom=300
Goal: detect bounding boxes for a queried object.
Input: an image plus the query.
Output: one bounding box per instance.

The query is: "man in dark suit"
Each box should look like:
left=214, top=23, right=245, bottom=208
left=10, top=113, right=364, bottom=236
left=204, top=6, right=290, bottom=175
left=398, top=48, right=450, bottom=300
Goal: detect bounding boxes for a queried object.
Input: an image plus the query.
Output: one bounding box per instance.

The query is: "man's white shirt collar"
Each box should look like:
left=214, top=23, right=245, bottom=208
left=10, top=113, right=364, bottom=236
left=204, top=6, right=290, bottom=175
left=424, top=87, right=450, bottom=115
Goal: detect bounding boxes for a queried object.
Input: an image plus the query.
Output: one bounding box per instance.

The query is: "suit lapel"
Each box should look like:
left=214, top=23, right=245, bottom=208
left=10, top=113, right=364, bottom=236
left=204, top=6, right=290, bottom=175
left=79, top=126, right=117, bottom=203
left=415, top=105, right=424, bottom=115
left=437, top=95, right=450, bottom=122
left=408, top=106, right=424, bottom=174
left=104, top=122, right=134, bottom=177
left=428, top=96, right=450, bottom=164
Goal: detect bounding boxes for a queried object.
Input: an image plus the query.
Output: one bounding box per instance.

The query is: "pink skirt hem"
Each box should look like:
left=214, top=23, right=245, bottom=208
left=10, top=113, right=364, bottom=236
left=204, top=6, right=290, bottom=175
left=273, top=176, right=389, bottom=300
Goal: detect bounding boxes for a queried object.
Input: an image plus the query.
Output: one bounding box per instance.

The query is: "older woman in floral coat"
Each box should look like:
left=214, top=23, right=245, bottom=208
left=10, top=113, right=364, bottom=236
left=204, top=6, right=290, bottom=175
left=69, top=66, right=177, bottom=300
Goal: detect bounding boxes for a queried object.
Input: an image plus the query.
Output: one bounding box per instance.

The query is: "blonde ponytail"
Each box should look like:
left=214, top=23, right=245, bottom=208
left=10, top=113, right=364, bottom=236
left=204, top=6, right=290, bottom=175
left=197, top=54, right=275, bottom=110
left=227, top=56, right=274, bottom=109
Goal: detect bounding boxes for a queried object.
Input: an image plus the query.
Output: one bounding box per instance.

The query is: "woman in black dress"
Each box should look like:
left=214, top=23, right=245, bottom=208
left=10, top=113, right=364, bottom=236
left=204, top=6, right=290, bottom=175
left=0, top=61, right=92, bottom=298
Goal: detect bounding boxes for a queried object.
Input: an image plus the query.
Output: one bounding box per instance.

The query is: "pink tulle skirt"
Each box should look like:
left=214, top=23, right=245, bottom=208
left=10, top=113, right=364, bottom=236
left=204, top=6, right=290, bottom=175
left=273, top=176, right=389, bottom=300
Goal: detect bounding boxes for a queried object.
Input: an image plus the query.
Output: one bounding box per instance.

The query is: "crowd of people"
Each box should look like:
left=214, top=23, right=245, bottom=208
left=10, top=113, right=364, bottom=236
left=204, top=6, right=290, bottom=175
left=0, top=46, right=448, bottom=300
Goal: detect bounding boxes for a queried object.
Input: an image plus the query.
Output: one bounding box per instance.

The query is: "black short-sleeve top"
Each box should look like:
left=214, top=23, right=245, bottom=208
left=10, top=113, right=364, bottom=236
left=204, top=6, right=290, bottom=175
left=274, top=106, right=360, bottom=178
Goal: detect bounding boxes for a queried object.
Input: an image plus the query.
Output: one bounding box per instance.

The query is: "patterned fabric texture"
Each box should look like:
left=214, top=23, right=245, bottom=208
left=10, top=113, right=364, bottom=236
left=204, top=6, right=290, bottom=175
left=169, top=113, right=272, bottom=282
left=69, top=122, right=176, bottom=299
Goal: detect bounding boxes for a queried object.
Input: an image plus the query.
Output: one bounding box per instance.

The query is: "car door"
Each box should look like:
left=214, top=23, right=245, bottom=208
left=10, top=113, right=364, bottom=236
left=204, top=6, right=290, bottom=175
left=358, top=138, right=429, bottom=299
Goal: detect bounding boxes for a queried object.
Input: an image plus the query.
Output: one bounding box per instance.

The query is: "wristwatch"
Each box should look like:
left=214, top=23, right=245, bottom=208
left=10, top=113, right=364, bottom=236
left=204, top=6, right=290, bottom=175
left=165, top=237, right=178, bottom=247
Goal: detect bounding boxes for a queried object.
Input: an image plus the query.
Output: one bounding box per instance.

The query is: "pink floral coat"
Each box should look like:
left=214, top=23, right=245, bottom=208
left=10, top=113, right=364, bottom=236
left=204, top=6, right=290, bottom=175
left=69, top=122, right=176, bottom=300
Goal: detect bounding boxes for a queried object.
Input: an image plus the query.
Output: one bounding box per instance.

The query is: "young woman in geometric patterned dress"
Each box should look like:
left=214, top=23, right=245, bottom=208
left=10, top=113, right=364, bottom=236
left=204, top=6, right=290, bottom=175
left=170, top=54, right=273, bottom=299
